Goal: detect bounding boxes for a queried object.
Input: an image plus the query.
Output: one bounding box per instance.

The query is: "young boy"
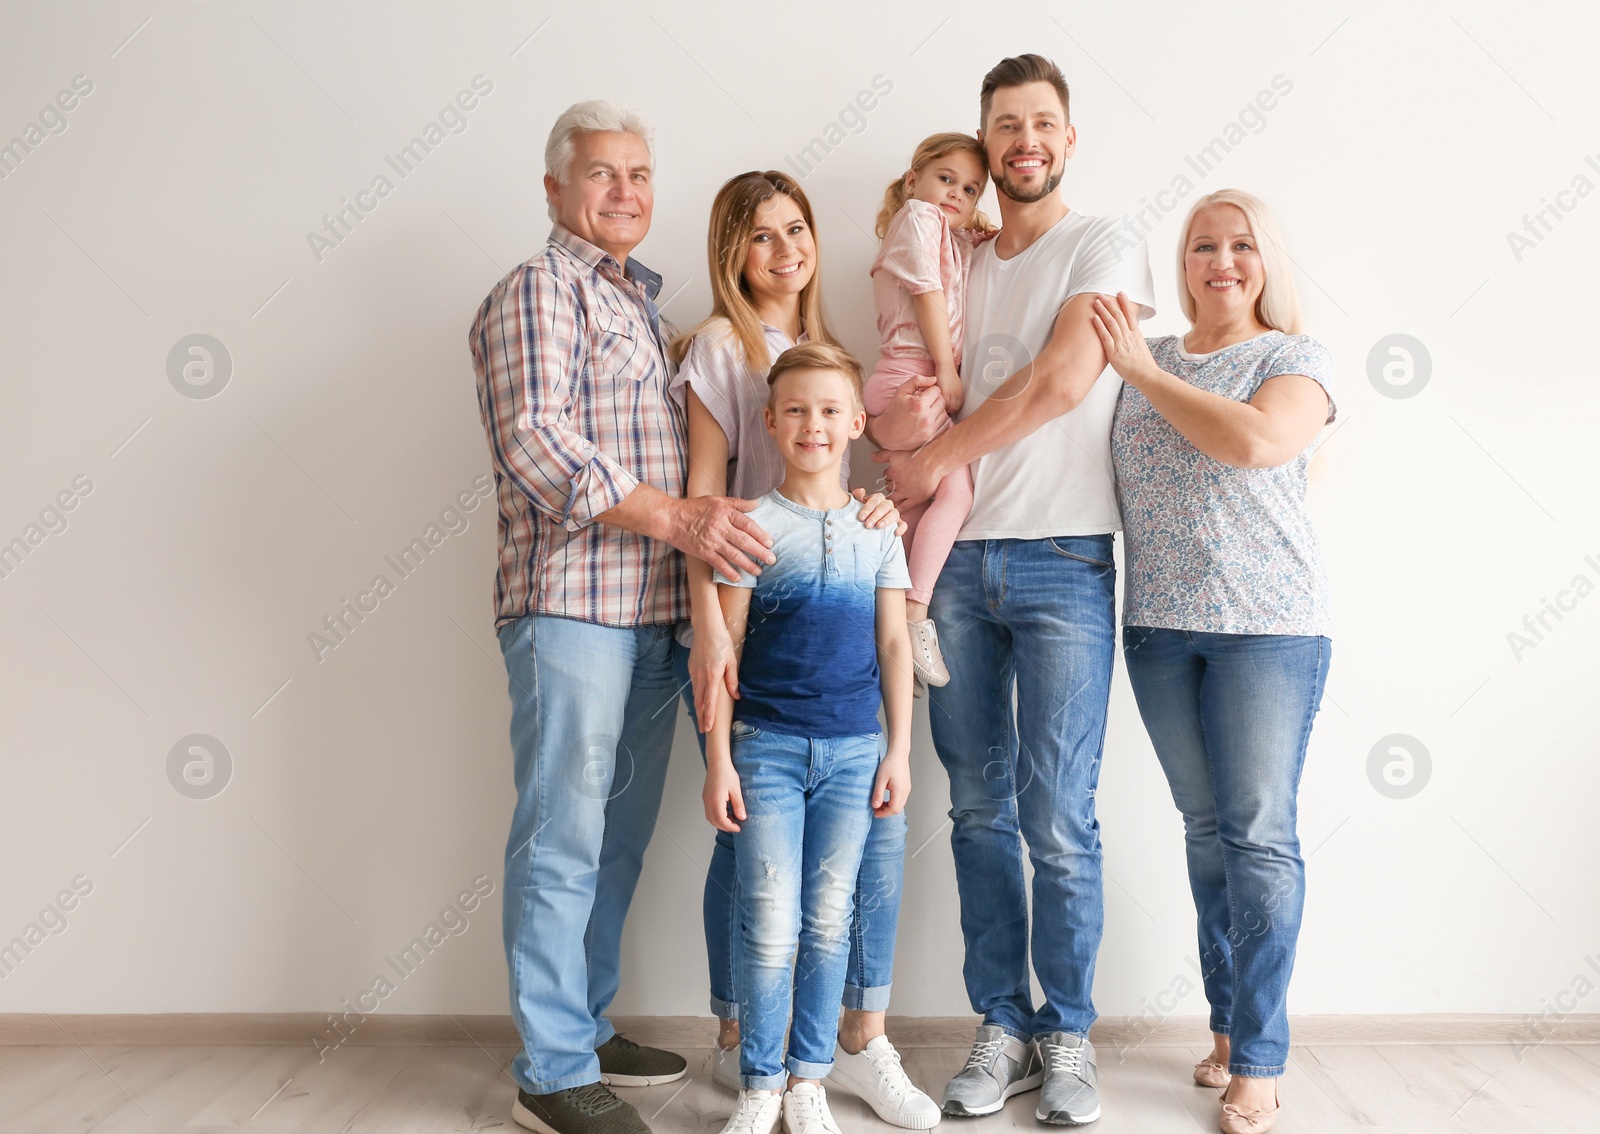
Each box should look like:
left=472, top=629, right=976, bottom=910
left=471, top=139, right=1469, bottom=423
left=702, top=342, right=915, bottom=1134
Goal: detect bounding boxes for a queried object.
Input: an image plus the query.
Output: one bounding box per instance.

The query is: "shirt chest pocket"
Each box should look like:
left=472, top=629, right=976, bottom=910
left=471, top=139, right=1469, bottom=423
left=845, top=538, right=880, bottom=590
left=585, top=301, right=649, bottom=389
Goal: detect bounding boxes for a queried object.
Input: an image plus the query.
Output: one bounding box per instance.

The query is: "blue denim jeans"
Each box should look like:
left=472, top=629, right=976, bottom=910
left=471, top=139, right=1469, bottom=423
left=926, top=535, right=1116, bottom=1039
left=1121, top=626, right=1331, bottom=1077
left=496, top=614, right=680, bottom=1094
left=729, top=722, right=880, bottom=1089
left=674, top=645, right=905, bottom=1020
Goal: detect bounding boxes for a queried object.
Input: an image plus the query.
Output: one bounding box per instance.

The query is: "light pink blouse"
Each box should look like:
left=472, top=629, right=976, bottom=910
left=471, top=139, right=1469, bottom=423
left=870, top=198, right=987, bottom=364
left=667, top=320, right=849, bottom=502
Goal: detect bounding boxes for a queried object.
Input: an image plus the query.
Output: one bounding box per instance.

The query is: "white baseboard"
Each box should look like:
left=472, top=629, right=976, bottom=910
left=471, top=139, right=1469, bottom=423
left=2, top=1013, right=1595, bottom=1047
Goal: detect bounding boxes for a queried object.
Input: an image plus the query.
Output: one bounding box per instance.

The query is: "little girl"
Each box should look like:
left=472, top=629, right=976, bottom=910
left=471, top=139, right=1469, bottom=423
left=866, top=133, right=997, bottom=690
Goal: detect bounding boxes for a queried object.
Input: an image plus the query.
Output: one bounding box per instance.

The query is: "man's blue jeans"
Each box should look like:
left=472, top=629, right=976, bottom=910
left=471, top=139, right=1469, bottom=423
left=496, top=614, right=680, bottom=1095
left=926, top=535, right=1116, bottom=1039
left=674, top=646, right=906, bottom=1021
left=1122, top=626, right=1331, bottom=1077
left=728, top=722, right=880, bottom=1089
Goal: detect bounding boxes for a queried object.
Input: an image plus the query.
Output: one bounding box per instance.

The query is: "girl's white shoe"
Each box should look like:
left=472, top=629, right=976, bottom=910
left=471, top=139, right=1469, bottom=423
left=907, top=619, right=951, bottom=687
left=831, top=1036, right=942, bottom=1128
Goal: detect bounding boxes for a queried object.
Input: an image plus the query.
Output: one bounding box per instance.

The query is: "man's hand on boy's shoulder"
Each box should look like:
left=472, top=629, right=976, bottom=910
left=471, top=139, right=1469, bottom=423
left=673, top=493, right=774, bottom=584
left=851, top=487, right=905, bottom=536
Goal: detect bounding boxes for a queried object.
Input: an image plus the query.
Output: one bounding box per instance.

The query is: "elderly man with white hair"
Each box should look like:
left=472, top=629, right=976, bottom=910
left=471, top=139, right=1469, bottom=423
left=469, top=100, right=776, bottom=1134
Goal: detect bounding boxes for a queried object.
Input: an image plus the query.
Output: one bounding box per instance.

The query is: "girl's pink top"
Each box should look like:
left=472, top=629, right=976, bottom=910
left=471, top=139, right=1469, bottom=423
left=870, top=198, right=988, bottom=366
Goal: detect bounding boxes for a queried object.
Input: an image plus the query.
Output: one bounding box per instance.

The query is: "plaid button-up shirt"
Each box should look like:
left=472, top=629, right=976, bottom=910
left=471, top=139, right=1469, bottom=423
left=469, top=224, right=687, bottom=630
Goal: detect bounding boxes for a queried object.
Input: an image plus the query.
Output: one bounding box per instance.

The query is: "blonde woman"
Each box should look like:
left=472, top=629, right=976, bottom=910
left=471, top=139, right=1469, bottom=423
left=1095, top=189, right=1335, bottom=1134
left=667, top=172, right=936, bottom=1128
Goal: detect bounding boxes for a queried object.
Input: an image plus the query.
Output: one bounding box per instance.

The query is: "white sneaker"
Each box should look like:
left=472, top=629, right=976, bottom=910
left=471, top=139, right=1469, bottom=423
left=782, top=1083, right=842, bottom=1134
left=906, top=619, right=951, bottom=687
left=721, top=1088, right=783, bottom=1134
left=831, top=1036, right=942, bottom=1128
left=711, top=1042, right=741, bottom=1093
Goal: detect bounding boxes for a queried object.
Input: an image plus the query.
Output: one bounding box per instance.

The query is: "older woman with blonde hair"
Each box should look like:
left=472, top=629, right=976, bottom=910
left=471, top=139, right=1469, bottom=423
left=1093, top=188, right=1336, bottom=1134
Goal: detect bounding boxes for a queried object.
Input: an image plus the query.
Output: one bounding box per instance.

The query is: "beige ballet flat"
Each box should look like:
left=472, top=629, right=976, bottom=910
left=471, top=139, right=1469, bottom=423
left=1193, top=1053, right=1232, bottom=1088
left=1217, top=1086, right=1279, bottom=1134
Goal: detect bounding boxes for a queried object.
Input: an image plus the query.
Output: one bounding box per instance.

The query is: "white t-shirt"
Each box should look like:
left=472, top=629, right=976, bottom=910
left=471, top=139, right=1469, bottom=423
left=956, top=210, right=1156, bottom=540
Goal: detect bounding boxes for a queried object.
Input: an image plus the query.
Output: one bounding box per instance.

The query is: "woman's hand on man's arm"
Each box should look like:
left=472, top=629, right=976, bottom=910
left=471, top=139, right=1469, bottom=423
left=1091, top=291, right=1329, bottom=468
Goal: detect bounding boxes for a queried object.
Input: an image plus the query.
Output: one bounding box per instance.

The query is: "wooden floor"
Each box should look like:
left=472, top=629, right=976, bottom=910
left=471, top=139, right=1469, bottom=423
left=2, top=1036, right=1598, bottom=1134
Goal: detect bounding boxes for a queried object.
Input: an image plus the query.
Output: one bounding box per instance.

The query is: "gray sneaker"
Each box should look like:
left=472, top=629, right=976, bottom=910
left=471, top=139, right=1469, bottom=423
left=941, top=1024, right=1043, bottom=1116
left=513, top=1082, right=649, bottom=1134
left=1035, top=1033, right=1100, bottom=1125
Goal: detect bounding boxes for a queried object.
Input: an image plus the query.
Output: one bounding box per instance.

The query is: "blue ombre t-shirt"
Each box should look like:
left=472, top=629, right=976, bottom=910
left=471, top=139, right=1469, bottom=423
left=723, top=489, right=911, bottom=738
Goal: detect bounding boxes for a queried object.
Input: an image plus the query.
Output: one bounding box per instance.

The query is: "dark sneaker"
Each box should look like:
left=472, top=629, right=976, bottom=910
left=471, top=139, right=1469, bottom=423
left=597, top=1033, right=689, bottom=1087
left=1035, top=1033, right=1100, bottom=1125
left=513, top=1081, right=650, bottom=1134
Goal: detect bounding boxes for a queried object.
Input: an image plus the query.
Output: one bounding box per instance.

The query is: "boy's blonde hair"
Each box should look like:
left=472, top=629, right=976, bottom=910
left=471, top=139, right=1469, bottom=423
left=765, top=342, right=865, bottom=412
left=875, top=132, right=998, bottom=240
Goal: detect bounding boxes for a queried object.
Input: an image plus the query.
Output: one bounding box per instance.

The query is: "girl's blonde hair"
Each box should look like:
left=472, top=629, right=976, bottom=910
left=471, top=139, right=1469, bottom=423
left=1176, top=188, right=1303, bottom=335
left=668, top=170, right=835, bottom=369
left=874, top=133, right=997, bottom=240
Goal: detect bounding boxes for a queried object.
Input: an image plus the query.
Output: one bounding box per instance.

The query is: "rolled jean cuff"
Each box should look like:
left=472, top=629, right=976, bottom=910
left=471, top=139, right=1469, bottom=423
left=518, top=1068, right=603, bottom=1096
left=1230, top=1064, right=1284, bottom=1078
left=710, top=994, right=739, bottom=1022
left=841, top=982, right=891, bottom=1012
left=1209, top=1017, right=1231, bottom=1036
left=742, top=1071, right=787, bottom=1091
left=987, top=1019, right=1032, bottom=1044
left=787, top=1056, right=835, bottom=1081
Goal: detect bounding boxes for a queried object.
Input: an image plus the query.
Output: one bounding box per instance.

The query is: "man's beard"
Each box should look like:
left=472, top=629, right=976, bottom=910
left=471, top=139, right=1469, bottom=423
left=994, top=160, right=1063, bottom=203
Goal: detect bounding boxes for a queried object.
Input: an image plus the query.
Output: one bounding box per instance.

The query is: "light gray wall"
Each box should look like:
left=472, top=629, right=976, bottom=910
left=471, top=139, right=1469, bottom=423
left=2, top=1, right=1597, bottom=1032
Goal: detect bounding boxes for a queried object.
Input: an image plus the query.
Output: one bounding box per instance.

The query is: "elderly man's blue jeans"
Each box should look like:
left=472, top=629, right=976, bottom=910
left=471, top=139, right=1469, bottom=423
left=496, top=614, right=679, bottom=1095
left=926, top=535, right=1116, bottom=1040
left=728, top=722, right=880, bottom=1089
left=1122, top=625, right=1331, bottom=1077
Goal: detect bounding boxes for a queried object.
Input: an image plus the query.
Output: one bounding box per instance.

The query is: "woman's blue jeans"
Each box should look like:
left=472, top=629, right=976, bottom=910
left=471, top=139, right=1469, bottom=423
left=675, top=643, right=905, bottom=1022
left=728, top=722, right=881, bottom=1088
left=1121, top=625, right=1332, bottom=1078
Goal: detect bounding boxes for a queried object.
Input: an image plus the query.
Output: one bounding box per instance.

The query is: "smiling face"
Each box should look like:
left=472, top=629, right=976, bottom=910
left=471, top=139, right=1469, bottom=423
left=764, top=366, right=865, bottom=474
left=741, top=194, right=816, bottom=316
left=906, top=148, right=986, bottom=229
left=979, top=80, right=1075, bottom=204
left=1184, top=203, right=1267, bottom=327
left=543, top=130, right=653, bottom=263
